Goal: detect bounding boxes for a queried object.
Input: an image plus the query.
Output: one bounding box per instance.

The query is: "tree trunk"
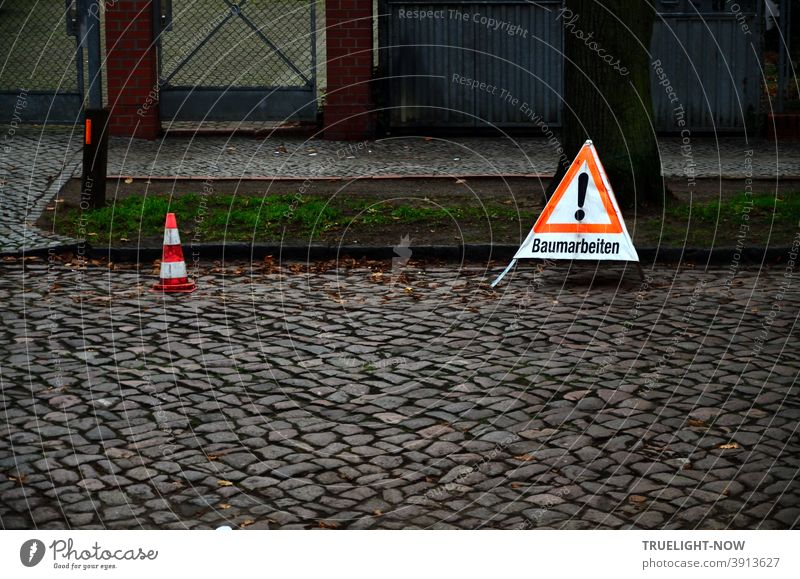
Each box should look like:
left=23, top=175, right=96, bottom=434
left=551, top=0, right=667, bottom=209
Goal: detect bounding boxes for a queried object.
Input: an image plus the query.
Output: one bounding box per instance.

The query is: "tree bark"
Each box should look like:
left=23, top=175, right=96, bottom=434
left=552, top=0, right=667, bottom=209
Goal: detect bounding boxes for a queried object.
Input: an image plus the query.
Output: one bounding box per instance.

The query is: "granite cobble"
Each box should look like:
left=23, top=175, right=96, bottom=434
left=0, top=260, right=797, bottom=529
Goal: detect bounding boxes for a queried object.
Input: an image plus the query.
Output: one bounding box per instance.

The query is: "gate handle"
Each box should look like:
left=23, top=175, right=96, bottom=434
left=160, top=0, right=174, bottom=31
left=65, top=0, right=79, bottom=36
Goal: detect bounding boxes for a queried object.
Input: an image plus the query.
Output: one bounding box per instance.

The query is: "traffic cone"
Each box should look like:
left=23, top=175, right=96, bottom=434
left=151, top=213, right=196, bottom=293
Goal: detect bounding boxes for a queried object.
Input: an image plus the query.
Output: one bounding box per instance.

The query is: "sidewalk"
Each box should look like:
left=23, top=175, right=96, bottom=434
left=2, top=129, right=799, bottom=253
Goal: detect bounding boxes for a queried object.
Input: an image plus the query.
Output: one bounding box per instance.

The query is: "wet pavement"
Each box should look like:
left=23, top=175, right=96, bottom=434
left=1, top=259, right=797, bottom=529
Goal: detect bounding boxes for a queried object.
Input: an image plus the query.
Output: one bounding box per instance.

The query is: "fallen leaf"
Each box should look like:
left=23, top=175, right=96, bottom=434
left=219, top=503, right=231, bottom=510
left=510, top=482, right=522, bottom=489
left=124, top=177, right=134, bottom=184
left=629, top=495, right=647, bottom=503
left=239, top=519, right=255, bottom=528
left=8, top=474, right=28, bottom=485
left=217, top=479, right=234, bottom=487
left=718, top=442, right=740, bottom=449
left=688, top=419, right=706, bottom=427
left=513, top=454, right=536, bottom=462
left=318, top=520, right=339, bottom=529
left=373, top=509, right=383, bottom=517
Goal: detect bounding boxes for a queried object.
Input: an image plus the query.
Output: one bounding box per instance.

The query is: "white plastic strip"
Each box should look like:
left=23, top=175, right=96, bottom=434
left=163, top=228, right=181, bottom=246
left=490, top=259, right=517, bottom=288
left=159, top=260, right=187, bottom=279
left=0, top=530, right=796, bottom=578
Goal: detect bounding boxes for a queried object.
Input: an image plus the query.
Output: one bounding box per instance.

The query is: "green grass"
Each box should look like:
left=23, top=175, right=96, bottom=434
left=50, top=191, right=800, bottom=246
left=58, top=193, right=343, bottom=242
left=653, top=191, right=800, bottom=245
left=665, top=191, right=800, bottom=222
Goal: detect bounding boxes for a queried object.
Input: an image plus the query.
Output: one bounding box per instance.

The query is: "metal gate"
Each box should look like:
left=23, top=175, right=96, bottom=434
left=652, top=0, right=761, bottom=131
left=378, top=0, right=564, bottom=129
left=155, top=0, right=317, bottom=122
left=0, top=0, right=86, bottom=123
left=379, top=0, right=762, bottom=131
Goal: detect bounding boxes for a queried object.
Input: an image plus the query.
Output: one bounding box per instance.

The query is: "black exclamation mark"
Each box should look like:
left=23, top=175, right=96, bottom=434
left=575, top=172, right=588, bottom=221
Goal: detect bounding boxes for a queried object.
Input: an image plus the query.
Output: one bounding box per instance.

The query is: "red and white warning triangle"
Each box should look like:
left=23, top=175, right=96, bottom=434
left=492, top=140, right=638, bottom=287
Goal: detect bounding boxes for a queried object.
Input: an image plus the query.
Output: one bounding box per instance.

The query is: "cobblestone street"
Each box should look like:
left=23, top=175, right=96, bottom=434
left=1, top=260, right=797, bottom=529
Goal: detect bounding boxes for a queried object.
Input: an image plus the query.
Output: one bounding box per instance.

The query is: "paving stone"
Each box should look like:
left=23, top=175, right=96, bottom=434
left=426, top=441, right=462, bottom=458
left=288, top=485, right=325, bottom=502
left=0, top=258, right=796, bottom=530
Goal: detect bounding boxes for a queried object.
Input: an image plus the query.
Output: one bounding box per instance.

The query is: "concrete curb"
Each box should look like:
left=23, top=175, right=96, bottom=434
left=3, top=243, right=794, bottom=266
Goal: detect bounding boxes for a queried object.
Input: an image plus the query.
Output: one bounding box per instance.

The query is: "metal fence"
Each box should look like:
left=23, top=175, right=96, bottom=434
left=379, top=0, right=763, bottom=132
left=156, top=0, right=318, bottom=122
left=652, top=0, right=762, bottom=131
left=0, top=0, right=86, bottom=123
left=378, top=0, right=563, bottom=129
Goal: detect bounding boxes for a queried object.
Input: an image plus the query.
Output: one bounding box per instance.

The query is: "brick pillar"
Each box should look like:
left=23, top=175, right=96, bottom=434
left=105, top=0, right=160, bottom=139
left=324, top=0, right=374, bottom=140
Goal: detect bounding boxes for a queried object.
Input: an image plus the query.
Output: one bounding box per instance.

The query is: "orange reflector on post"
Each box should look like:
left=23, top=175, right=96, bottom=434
left=85, top=118, right=92, bottom=145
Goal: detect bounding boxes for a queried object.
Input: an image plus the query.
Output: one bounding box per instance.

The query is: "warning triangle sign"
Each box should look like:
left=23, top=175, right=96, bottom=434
left=513, top=140, right=638, bottom=262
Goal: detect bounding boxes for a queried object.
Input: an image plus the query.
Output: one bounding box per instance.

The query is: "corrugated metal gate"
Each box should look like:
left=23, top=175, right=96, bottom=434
left=652, top=0, right=761, bottom=131
left=379, top=0, right=762, bottom=131
left=0, top=0, right=86, bottom=123
left=155, top=0, right=317, bottom=122
left=378, top=0, right=564, bottom=128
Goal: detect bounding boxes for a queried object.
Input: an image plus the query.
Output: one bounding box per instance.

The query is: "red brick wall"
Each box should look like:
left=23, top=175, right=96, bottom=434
left=105, top=0, right=160, bottom=139
left=324, top=0, right=375, bottom=140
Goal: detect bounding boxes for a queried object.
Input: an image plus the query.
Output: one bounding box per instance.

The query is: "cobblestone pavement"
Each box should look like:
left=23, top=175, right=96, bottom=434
left=0, top=129, right=81, bottom=253
left=1, top=260, right=797, bottom=529
left=106, top=134, right=800, bottom=179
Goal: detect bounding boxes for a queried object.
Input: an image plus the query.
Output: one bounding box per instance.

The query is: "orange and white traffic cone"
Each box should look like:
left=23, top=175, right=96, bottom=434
left=151, top=213, right=196, bottom=293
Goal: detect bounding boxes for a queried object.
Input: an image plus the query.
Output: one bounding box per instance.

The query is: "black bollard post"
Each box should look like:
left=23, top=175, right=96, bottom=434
left=81, top=108, right=109, bottom=210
